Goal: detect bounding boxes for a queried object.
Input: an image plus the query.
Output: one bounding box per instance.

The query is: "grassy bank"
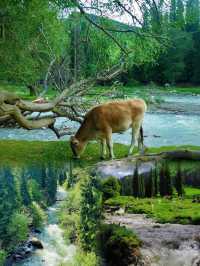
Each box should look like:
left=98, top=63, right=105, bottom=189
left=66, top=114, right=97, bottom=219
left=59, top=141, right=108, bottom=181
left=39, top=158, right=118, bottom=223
left=105, top=188, right=200, bottom=224
left=1, top=140, right=200, bottom=165
left=1, top=83, right=200, bottom=102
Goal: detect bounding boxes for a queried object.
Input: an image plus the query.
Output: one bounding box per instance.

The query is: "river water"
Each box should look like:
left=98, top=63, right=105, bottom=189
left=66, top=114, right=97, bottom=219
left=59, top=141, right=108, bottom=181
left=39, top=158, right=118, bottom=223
left=1, top=94, right=200, bottom=147
left=14, top=187, right=76, bottom=266
left=107, top=214, right=200, bottom=266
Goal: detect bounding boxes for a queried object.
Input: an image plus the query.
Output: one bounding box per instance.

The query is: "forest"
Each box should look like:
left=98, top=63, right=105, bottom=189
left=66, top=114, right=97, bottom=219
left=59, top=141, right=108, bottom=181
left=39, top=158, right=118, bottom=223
left=0, top=0, right=200, bottom=266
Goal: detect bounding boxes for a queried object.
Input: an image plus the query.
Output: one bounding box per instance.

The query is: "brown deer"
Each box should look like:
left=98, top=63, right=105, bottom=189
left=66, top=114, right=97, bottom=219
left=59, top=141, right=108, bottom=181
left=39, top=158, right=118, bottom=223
left=70, top=99, right=147, bottom=159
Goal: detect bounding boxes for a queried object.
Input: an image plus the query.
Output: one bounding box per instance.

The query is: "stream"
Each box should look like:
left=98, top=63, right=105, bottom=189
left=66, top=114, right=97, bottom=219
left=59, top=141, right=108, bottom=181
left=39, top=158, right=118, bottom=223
left=13, top=187, right=76, bottom=266
left=107, top=214, right=200, bottom=266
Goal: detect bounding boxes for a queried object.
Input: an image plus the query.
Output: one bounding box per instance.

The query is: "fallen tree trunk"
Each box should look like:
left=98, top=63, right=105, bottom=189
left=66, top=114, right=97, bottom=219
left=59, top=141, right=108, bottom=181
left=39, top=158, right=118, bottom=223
left=0, top=63, right=124, bottom=135
left=138, top=149, right=200, bottom=161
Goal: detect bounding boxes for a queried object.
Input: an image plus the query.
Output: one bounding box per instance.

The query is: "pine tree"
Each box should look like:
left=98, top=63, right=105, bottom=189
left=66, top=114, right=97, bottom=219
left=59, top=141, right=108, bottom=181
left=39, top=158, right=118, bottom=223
left=170, top=0, right=177, bottom=23
left=154, top=162, right=158, bottom=196
left=145, top=168, right=155, bottom=197
left=186, top=0, right=200, bottom=32
left=20, top=169, right=31, bottom=206
left=175, top=163, right=184, bottom=196
left=176, top=0, right=185, bottom=29
left=159, top=163, right=166, bottom=197
left=165, top=163, right=173, bottom=196
left=133, top=164, right=140, bottom=197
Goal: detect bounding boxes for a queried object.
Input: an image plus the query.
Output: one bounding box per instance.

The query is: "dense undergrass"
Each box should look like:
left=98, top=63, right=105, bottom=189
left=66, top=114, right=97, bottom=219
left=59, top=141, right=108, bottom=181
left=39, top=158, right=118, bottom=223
left=105, top=188, right=200, bottom=225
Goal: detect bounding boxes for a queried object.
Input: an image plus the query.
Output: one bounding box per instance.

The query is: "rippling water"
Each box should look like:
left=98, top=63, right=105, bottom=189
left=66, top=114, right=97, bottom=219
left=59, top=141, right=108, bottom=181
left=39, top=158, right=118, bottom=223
left=1, top=94, right=200, bottom=147
left=14, top=187, right=76, bottom=266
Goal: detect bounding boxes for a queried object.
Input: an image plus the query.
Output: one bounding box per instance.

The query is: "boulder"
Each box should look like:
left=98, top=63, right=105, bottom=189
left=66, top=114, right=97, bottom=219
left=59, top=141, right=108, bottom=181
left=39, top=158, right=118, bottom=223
left=30, top=237, right=43, bottom=249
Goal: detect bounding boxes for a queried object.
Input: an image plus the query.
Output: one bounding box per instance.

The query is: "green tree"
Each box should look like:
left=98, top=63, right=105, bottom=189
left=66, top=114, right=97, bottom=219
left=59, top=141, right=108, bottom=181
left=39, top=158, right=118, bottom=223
left=0, top=0, right=67, bottom=85
left=174, top=163, right=184, bottom=196
left=186, top=0, right=200, bottom=32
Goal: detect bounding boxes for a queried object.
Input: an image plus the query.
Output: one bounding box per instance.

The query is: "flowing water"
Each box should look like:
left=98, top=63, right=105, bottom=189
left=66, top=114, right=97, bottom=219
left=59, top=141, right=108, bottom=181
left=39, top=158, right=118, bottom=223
left=107, top=214, right=200, bottom=266
left=13, top=187, right=76, bottom=266
left=1, top=94, right=200, bottom=147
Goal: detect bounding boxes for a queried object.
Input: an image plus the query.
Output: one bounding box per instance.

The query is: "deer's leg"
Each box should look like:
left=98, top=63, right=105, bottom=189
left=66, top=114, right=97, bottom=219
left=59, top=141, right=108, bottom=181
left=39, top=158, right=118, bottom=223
left=100, top=138, right=107, bottom=159
left=128, top=120, right=141, bottom=155
left=105, top=130, right=115, bottom=159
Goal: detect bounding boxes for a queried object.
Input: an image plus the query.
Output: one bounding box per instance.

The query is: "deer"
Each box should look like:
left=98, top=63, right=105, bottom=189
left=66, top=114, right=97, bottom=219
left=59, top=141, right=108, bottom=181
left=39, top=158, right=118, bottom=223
left=70, top=99, right=147, bottom=159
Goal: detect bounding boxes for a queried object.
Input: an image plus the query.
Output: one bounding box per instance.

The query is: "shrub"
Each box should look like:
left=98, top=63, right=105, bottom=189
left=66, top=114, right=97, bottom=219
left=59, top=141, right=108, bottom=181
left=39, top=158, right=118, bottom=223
left=6, top=212, right=29, bottom=249
left=0, top=249, right=7, bottom=266
left=68, top=249, right=99, bottom=266
left=80, top=175, right=102, bottom=251
left=97, top=224, right=142, bottom=266
left=101, top=176, right=121, bottom=200
left=30, top=202, right=46, bottom=228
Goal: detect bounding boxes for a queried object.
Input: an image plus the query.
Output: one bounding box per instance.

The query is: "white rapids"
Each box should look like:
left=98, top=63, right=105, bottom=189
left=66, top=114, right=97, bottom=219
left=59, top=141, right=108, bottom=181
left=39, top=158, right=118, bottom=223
left=14, top=187, right=76, bottom=266
left=107, top=214, right=200, bottom=266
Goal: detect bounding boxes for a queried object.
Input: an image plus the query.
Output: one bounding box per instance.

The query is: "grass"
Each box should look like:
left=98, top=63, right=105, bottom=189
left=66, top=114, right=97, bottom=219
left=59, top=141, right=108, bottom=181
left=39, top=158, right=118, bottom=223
left=1, top=140, right=200, bottom=167
left=0, top=82, right=57, bottom=100
left=105, top=187, right=200, bottom=224
left=1, top=82, right=200, bottom=103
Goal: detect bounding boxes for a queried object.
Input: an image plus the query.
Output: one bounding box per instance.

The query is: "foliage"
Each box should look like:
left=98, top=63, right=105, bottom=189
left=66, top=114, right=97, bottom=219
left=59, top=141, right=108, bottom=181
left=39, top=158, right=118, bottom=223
left=174, top=163, right=185, bottom=196
left=97, top=224, right=141, bottom=266
left=30, top=201, right=46, bottom=228
left=67, top=249, right=99, bottom=266
left=6, top=212, right=29, bottom=250
left=0, top=0, right=67, bottom=85
left=100, top=176, right=121, bottom=201
left=80, top=175, right=102, bottom=251
left=132, top=164, right=145, bottom=198
left=159, top=162, right=173, bottom=196
left=0, top=250, right=7, bottom=266
left=58, top=181, right=81, bottom=243
left=105, top=187, right=200, bottom=224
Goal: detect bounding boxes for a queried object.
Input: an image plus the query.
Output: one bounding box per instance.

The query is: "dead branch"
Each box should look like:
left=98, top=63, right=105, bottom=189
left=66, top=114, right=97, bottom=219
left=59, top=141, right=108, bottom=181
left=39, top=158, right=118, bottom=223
left=0, top=63, right=124, bottom=135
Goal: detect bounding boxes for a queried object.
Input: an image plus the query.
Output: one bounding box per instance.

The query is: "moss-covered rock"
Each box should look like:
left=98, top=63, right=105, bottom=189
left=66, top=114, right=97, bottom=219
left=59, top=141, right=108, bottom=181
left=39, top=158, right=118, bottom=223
left=97, top=224, right=141, bottom=266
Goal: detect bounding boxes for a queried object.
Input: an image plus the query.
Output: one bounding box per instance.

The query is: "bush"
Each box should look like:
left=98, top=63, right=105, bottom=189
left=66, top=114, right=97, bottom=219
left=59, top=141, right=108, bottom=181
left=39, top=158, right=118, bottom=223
left=101, top=176, right=121, bottom=201
left=59, top=213, right=79, bottom=243
left=6, top=212, right=29, bottom=249
left=80, top=175, right=102, bottom=251
left=30, top=202, right=46, bottom=228
left=97, top=224, right=141, bottom=266
left=0, top=250, right=7, bottom=266
left=68, top=249, right=99, bottom=266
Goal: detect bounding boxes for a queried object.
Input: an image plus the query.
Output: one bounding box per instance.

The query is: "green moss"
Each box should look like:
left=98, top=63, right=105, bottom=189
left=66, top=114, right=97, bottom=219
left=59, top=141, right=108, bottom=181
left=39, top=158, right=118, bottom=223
left=105, top=188, right=200, bottom=224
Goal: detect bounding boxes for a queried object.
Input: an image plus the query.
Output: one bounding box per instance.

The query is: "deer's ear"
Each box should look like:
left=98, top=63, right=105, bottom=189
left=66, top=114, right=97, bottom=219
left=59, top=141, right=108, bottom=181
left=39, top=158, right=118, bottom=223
left=70, top=136, right=79, bottom=146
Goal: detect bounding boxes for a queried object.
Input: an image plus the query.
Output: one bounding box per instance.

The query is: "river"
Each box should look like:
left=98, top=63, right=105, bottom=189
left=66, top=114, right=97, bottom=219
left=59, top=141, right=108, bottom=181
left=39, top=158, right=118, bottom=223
left=107, top=214, right=200, bottom=266
left=1, top=94, right=200, bottom=147
left=13, top=187, right=76, bottom=266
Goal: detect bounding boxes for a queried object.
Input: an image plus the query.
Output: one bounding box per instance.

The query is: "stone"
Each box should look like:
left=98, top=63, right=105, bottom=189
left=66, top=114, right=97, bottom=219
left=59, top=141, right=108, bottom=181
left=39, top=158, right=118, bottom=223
left=30, top=237, right=43, bottom=249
